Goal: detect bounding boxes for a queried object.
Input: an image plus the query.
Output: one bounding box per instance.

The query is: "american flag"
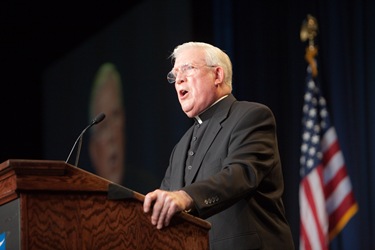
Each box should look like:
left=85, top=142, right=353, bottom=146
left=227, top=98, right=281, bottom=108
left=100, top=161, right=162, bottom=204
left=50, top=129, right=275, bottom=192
left=299, top=66, right=358, bottom=250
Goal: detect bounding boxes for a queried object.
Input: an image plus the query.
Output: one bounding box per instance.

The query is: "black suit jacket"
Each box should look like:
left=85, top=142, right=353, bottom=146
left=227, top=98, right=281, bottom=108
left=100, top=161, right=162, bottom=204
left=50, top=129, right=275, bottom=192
left=161, top=94, right=294, bottom=250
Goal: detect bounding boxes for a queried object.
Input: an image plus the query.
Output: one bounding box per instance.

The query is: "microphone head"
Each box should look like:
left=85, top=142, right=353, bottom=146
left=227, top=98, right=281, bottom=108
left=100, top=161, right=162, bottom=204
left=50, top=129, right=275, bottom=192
left=92, top=113, right=106, bottom=125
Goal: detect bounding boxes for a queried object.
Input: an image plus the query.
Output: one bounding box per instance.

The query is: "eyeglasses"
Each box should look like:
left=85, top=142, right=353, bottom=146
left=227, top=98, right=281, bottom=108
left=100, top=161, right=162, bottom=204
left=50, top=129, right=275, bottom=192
left=167, top=64, right=216, bottom=84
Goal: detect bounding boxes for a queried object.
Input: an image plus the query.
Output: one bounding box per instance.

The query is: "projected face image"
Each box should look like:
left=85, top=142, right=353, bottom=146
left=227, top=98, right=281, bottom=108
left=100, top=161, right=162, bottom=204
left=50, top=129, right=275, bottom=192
left=89, top=63, right=126, bottom=184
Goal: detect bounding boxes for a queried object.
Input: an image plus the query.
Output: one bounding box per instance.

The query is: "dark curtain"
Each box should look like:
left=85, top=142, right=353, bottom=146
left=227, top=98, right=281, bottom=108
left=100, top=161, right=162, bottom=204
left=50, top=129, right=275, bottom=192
left=210, top=0, right=375, bottom=249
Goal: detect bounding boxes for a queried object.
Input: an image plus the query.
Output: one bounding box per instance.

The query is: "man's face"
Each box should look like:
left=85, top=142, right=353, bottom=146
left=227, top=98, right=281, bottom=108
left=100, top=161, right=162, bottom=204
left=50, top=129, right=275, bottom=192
left=173, top=47, right=219, bottom=118
left=90, top=79, right=125, bottom=184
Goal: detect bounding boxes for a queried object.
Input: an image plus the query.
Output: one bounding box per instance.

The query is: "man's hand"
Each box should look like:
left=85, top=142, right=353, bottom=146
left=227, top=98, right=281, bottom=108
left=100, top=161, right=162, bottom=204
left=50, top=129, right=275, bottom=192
left=143, top=189, right=194, bottom=229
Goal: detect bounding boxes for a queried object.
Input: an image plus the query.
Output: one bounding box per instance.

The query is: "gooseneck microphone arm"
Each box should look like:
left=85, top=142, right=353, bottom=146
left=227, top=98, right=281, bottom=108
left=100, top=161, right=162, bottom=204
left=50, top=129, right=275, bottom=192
left=65, top=113, right=106, bottom=167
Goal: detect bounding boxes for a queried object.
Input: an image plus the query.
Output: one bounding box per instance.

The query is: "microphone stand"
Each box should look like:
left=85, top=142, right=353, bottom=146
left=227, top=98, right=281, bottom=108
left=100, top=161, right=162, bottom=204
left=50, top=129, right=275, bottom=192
left=65, top=113, right=106, bottom=167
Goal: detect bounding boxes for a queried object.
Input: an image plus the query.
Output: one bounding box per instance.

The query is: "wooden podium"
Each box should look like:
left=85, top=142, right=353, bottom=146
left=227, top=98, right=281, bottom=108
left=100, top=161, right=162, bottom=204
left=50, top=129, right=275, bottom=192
left=0, top=159, right=211, bottom=249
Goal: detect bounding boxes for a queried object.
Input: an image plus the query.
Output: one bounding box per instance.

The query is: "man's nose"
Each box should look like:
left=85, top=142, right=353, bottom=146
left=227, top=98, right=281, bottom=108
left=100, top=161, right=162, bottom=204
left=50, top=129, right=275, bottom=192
left=175, top=72, right=186, bottom=84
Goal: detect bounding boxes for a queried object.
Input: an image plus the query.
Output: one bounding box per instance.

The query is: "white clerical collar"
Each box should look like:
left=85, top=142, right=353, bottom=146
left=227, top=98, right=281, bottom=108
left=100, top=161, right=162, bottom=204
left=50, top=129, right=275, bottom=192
left=194, top=95, right=229, bottom=124
left=195, top=116, right=203, bottom=124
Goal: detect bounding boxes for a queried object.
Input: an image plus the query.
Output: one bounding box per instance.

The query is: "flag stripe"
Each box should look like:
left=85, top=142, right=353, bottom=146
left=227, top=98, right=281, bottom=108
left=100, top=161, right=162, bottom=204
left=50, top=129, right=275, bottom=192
left=321, top=127, right=336, bottom=152
left=300, top=167, right=328, bottom=249
left=324, top=166, right=349, bottom=202
left=329, top=202, right=359, bottom=240
left=326, top=176, right=353, bottom=214
left=323, top=150, right=345, bottom=186
left=300, top=221, right=313, bottom=250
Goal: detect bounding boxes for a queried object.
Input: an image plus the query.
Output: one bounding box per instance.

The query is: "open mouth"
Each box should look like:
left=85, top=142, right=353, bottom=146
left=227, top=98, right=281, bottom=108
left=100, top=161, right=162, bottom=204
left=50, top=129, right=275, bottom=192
left=180, top=89, right=188, bottom=97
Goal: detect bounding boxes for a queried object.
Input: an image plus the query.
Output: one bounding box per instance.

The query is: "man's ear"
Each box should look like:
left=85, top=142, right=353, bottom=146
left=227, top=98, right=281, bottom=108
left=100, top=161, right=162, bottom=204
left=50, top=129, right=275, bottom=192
left=214, top=66, right=225, bottom=86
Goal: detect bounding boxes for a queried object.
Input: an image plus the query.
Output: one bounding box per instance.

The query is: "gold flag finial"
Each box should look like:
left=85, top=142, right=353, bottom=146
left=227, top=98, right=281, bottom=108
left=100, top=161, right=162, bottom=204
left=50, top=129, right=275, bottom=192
left=300, top=14, right=318, bottom=48
left=301, top=14, right=319, bottom=77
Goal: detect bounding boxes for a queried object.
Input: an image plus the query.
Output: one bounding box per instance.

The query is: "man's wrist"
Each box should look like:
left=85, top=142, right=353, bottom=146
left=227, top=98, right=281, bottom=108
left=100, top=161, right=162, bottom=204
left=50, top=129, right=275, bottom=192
left=177, top=190, right=194, bottom=211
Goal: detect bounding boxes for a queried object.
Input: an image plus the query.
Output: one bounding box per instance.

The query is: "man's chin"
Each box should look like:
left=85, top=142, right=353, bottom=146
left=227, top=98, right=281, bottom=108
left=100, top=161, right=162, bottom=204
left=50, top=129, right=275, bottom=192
left=181, top=107, right=196, bottom=118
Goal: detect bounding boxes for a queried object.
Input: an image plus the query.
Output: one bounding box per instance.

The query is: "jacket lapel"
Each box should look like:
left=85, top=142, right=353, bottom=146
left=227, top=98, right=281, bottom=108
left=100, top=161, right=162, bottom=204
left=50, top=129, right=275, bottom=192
left=184, top=95, right=236, bottom=185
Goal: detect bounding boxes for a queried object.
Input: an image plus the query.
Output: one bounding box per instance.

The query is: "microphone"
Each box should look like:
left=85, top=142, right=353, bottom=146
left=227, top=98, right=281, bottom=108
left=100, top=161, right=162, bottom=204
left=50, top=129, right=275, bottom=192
left=65, top=112, right=106, bottom=167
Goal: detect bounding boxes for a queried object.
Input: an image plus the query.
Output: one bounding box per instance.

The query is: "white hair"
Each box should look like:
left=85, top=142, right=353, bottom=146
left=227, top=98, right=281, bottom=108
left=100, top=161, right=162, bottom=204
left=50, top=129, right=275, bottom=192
left=170, top=42, right=233, bottom=89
